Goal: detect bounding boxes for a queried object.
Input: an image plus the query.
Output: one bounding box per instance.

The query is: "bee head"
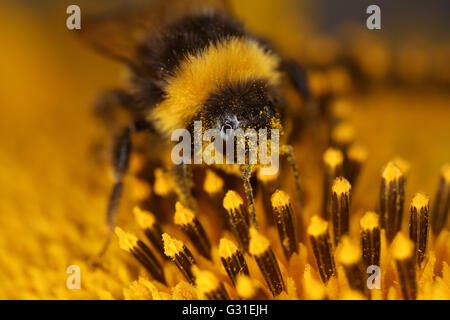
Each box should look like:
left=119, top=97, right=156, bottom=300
left=199, top=79, right=282, bottom=140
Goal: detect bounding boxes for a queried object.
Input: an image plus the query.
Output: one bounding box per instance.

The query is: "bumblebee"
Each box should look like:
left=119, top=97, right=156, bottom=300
left=80, top=0, right=311, bottom=256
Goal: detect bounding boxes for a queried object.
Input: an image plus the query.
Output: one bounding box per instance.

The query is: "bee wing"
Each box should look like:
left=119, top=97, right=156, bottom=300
left=78, top=0, right=232, bottom=66
left=78, top=0, right=170, bottom=65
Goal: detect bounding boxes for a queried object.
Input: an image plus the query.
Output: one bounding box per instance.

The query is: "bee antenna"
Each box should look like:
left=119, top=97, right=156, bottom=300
left=242, top=164, right=259, bottom=229
left=88, top=126, right=133, bottom=268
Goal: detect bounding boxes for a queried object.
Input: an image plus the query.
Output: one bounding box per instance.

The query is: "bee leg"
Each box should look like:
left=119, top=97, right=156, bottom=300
left=242, top=164, right=259, bottom=229
left=281, top=145, right=304, bottom=211
left=94, top=119, right=154, bottom=262
left=95, top=126, right=132, bottom=261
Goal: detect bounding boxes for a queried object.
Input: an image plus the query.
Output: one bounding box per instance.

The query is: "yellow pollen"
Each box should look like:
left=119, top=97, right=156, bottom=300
left=303, top=264, right=326, bottom=300
left=257, top=170, right=278, bottom=183
left=270, top=189, right=291, bottom=208
left=347, top=144, right=368, bottom=162
left=174, top=202, right=195, bottom=226
left=308, top=70, right=327, bottom=96
left=249, top=227, right=270, bottom=256
left=332, top=122, right=355, bottom=144
left=330, top=98, right=352, bottom=118
left=332, top=177, right=351, bottom=195
left=307, top=216, right=328, bottom=237
left=270, top=116, right=283, bottom=131
left=341, top=289, right=366, bottom=300
left=129, top=153, right=146, bottom=174
left=115, top=227, right=138, bottom=252
left=130, top=178, right=152, bottom=200
left=236, top=275, right=256, bottom=299
left=203, top=169, right=224, bottom=195
left=133, top=206, right=156, bottom=230
left=382, top=162, right=403, bottom=182
left=153, top=168, right=173, bottom=196
left=411, top=193, right=429, bottom=210
left=441, top=163, right=450, bottom=182
left=223, top=190, right=244, bottom=211
left=193, top=267, right=220, bottom=296
left=218, top=238, right=238, bottom=259
left=323, top=148, right=344, bottom=168
left=336, top=236, right=361, bottom=265
left=392, top=157, right=411, bottom=176
left=162, top=233, right=184, bottom=258
left=392, top=232, right=414, bottom=260
left=360, top=211, right=379, bottom=230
